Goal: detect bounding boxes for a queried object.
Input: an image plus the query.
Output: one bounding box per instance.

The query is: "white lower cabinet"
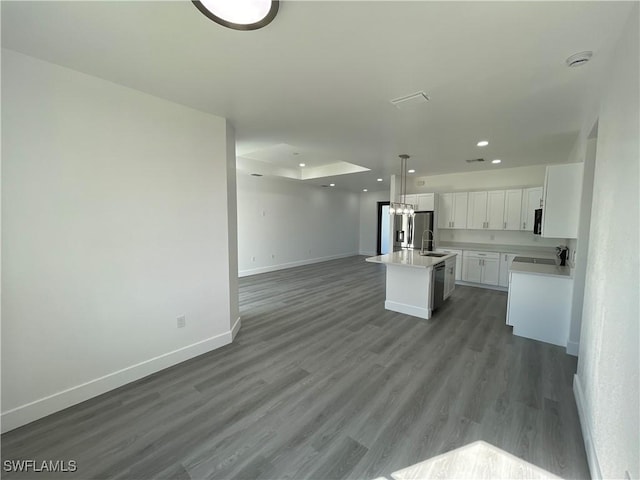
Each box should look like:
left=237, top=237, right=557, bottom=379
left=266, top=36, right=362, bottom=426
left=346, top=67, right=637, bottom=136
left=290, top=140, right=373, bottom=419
left=507, top=272, right=572, bottom=347
left=498, top=253, right=518, bottom=287
left=462, top=251, right=499, bottom=285
left=435, top=248, right=462, bottom=280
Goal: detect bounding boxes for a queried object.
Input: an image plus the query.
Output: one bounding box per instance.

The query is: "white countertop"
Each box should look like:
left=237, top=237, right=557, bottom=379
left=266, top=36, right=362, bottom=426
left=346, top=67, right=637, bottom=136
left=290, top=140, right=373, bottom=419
left=510, top=259, right=572, bottom=278
left=366, top=250, right=456, bottom=269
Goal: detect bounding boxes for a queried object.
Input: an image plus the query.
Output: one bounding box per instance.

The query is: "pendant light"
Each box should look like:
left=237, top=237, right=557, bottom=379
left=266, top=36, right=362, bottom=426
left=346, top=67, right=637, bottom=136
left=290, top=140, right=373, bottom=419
left=389, top=154, right=415, bottom=216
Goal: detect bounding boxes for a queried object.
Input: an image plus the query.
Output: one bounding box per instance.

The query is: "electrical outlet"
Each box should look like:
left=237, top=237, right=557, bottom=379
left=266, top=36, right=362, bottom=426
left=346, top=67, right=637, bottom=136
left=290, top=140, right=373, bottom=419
left=271, top=254, right=276, bottom=259
left=177, top=315, right=186, bottom=328
left=261, top=210, right=266, bottom=217
left=490, top=234, right=495, bottom=241
left=251, top=256, right=256, bottom=262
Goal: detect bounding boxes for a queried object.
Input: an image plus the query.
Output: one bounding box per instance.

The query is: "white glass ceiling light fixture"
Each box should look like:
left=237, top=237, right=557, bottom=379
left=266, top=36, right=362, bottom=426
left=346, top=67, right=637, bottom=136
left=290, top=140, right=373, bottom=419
left=389, top=154, right=416, bottom=216
left=193, top=0, right=279, bottom=31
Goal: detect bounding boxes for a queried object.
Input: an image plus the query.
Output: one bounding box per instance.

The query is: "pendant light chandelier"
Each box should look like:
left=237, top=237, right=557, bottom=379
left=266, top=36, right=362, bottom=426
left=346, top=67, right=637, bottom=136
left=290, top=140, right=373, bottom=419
left=389, top=154, right=415, bottom=216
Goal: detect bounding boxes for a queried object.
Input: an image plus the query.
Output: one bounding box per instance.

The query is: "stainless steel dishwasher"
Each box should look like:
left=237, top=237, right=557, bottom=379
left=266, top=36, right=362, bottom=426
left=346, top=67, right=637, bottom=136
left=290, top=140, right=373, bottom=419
left=432, top=262, right=446, bottom=311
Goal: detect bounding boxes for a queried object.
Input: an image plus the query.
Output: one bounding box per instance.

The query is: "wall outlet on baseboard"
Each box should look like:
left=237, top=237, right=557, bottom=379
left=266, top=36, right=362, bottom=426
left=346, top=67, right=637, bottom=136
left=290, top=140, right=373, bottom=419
left=177, top=315, right=186, bottom=328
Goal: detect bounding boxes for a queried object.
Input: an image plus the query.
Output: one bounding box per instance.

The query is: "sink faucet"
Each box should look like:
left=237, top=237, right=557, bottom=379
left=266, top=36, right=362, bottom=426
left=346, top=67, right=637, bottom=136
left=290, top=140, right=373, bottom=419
left=420, top=229, right=434, bottom=255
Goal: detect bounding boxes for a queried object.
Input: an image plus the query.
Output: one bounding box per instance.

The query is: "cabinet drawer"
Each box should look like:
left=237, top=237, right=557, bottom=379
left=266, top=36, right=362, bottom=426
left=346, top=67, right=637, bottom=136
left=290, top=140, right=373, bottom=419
left=462, top=250, right=499, bottom=260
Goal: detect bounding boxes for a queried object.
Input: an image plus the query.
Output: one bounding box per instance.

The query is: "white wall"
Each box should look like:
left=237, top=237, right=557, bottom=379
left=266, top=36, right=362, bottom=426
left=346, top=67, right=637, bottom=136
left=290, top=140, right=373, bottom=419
left=410, top=165, right=547, bottom=193
left=573, top=7, right=639, bottom=479
left=358, top=190, right=390, bottom=256
left=236, top=174, right=359, bottom=276
left=1, top=50, right=238, bottom=432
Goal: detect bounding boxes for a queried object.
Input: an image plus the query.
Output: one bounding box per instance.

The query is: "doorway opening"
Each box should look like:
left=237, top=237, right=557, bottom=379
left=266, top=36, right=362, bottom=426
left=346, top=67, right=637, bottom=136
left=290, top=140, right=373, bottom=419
left=377, top=201, right=391, bottom=255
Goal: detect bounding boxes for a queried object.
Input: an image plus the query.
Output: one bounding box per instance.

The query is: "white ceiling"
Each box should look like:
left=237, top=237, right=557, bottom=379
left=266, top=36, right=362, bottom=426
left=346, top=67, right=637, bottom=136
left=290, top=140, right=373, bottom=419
left=1, top=1, right=633, bottom=192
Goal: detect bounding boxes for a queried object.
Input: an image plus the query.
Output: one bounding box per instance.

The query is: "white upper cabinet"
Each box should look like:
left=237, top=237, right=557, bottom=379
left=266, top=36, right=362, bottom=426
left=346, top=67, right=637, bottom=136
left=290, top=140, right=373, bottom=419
left=438, top=192, right=468, bottom=229
left=487, top=190, right=506, bottom=229
left=466, top=190, right=507, bottom=230
left=542, top=163, right=583, bottom=239
left=521, top=187, right=543, bottom=232
left=504, top=189, right=523, bottom=230
left=467, top=191, right=488, bottom=229
left=416, top=193, right=435, bottom=211
left=403, top=194, right=417, bottom=207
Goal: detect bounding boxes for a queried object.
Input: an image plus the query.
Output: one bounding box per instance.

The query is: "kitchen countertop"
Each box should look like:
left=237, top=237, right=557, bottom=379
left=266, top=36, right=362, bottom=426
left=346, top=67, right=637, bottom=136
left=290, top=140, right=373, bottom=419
left=510, top=259, right=572, bottom=278
left=366, top=250, right=456, bottom=269
left=437, top=242, right=557, bottom=257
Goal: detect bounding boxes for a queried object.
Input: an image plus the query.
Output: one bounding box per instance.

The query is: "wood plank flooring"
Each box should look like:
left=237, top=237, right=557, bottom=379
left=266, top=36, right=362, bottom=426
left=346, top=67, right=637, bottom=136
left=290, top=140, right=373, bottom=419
left=1, top=256, right=590, bottom=479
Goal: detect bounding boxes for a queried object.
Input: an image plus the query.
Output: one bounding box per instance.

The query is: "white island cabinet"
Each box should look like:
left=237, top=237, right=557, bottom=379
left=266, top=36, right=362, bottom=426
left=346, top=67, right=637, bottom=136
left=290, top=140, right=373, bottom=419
left=366, top=250, right=457, bottom=320
left=507, top=262, right=573, bottom=349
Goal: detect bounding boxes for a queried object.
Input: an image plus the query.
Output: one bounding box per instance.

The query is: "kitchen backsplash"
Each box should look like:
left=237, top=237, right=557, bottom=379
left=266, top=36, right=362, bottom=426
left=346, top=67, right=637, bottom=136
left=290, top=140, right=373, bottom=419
left=437, top=228, right=566, bottom=248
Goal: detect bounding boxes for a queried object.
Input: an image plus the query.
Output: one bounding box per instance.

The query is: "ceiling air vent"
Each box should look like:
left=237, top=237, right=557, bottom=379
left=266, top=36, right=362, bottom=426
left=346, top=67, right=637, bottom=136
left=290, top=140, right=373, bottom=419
left=250, top=173, right=263, bottom=177
left=566, top=51, right=593, bottom=67
left=390, top=91, right=430, bottom=110
left=466, top=158, right=485, bottom=163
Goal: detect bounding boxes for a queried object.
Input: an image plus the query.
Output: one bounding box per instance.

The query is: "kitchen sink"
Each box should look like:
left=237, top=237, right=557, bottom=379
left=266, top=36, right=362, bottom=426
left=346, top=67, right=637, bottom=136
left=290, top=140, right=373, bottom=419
left=418, top=252, right=448, bottom=257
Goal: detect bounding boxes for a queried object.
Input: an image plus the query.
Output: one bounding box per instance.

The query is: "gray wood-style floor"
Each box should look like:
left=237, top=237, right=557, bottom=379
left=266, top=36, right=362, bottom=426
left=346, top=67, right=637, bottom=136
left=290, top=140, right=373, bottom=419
left=1, top=256, right=590, bottom=479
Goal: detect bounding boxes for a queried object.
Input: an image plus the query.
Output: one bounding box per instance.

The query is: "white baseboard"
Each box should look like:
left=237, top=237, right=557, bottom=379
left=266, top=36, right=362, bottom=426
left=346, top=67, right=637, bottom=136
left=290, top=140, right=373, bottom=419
left=573, top=374, right=603, bottom=479
left=385, top=300, right=430, bottom=320
left=566, top=340, right=580, bottom=356
left=238, top=252, right=358, bottom=277
left=358, top=250, right=377, bottom=257
left=231, top=316, right=242, bottom=340
left=1, top=330, right=235, bottom=433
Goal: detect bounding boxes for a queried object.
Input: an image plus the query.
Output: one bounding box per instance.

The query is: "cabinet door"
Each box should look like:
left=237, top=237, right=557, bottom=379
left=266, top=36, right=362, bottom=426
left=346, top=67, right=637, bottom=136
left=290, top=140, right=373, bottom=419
left=521, top=187, right=542, bottom=231
left=417, top=193, right=435, bottom=211
left=542, top=163, right=583, bottom=238
left=452, top=192, right=468, bottom=229
left=487, top=190, right=506, bottom=230
left=438, top=193, right=453, bottom=228
left=463, top=258, right=483, bottom=283
left=467, top=191, right=488, bottom=229
left=453, top=252, right=462, bottom=280
left=498, top=253, right=518, bottom=287
left=403, top=194, right=417, bottom=208
left=481, top=258, right=500, bottom=285
left=504, top=189, right=522, bottom=230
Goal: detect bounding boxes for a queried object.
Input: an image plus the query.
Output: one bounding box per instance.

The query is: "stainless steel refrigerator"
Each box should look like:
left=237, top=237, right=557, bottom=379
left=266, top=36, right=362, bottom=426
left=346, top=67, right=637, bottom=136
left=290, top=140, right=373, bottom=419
left=393, top=211, right=435, bottom=251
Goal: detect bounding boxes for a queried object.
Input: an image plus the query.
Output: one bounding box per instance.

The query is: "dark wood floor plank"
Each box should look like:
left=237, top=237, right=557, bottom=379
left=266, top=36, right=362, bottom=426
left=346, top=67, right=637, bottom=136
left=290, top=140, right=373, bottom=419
left=1, top=256, right=589, bottom=480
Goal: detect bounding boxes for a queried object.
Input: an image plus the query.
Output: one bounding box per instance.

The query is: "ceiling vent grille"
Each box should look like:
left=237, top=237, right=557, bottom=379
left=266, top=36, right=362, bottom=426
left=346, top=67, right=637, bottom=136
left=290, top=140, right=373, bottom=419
left=390, top=91, right=430, bottom=109
left=465, top=158, right=485, bottom=163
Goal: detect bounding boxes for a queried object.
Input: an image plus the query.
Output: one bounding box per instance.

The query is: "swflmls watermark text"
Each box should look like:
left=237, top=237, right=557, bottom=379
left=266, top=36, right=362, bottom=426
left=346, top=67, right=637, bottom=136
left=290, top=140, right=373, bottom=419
left=3, top=460, right=77, bottom=473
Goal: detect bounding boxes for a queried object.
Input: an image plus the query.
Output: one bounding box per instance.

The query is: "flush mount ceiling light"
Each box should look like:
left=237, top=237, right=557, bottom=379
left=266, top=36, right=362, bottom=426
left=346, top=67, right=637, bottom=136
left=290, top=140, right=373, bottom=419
left=377, top=178, right=383, bottom=182
left=298, top=163, right=306, bottom=167
left=363, top=189, right=368, bottom=192
left=408, top=169, right=416, bottom=174
left=329, top=183, right=336, bottom=187
left=477, top=140, right=489, bottom=147
left=492, top=159, right=502, bottom=164
left=389, top=155, right=416, bottom=216
left=192, top=0, right=279, bottom=31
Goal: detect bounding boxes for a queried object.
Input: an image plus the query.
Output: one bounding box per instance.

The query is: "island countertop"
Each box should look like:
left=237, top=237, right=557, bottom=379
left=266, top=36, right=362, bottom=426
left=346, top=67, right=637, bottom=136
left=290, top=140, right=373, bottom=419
left=366, top=250, right=456, bottom=269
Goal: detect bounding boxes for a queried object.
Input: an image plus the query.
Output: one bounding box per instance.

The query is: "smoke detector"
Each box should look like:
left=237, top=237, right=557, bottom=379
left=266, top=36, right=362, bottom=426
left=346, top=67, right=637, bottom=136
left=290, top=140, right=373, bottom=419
left=566, top=51, right=593, bottom=67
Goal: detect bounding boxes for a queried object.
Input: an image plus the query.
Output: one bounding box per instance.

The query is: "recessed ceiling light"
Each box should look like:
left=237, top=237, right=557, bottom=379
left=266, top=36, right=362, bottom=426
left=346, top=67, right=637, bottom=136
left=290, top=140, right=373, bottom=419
left=477, top=140, right=489, bottom=147
left=192, top=0, right=279, bottom=31
left=329, top=183, right=335, bottom=187
left=408, top=169, right=416, bottom=174
left=377, top=178, right=383, bottom=182
left=299, top=163, right=306, bottom=167
left=363, top=189, right=368, bottom=192
left=492, top=159, right=502, bottom=164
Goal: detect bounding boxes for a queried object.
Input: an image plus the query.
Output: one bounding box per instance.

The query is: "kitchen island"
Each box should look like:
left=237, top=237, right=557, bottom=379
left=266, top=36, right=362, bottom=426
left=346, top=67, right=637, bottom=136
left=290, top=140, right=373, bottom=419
left=366, top=250, right=457, bottom=320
